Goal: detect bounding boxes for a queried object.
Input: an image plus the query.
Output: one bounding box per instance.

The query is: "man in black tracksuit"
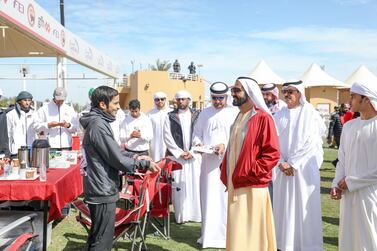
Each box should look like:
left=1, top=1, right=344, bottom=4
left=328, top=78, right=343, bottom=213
left=80, top=86, right=159, bottom=251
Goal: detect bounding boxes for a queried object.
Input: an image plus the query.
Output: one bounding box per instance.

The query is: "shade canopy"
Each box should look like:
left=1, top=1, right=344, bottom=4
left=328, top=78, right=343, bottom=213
left=300, top=63, right=347, bottom=88
left=249, top=60, right=285, bottom=85
left=344, top=65, right=377, bottom=87
left=0, top=0, right=119, bottom=78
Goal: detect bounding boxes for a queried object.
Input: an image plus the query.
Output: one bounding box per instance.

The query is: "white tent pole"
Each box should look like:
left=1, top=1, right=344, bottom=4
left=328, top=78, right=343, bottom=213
left=56, top=57, right=67, bottom=88
left=62, top=57, right=67, bottom=89
left=22, top=75, right=26, bottom=91
left=57, top=57, right=62, bottom=87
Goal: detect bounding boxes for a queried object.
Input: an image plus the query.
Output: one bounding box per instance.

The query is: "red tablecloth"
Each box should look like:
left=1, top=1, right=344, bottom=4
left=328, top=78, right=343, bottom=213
left=0, top=164, right=83, bottom=222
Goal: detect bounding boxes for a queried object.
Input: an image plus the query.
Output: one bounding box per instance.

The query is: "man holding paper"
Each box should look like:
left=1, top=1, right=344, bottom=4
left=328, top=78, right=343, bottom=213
left=192, top=82, right=238, bottom=249
left=163, top=90, right=202, bottom=223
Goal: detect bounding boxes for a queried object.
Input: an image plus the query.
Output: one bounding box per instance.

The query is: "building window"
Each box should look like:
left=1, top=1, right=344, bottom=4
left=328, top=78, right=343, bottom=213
left=192, top=101, right=197, bottom=109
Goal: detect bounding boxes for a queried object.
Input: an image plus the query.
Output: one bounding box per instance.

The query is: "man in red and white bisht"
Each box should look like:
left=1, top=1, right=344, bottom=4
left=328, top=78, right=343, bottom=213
left=220, top=77, right=280, bottom=251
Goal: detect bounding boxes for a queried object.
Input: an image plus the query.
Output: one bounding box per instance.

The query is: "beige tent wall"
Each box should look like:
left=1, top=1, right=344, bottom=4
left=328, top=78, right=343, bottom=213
left=117, top=71, right=205, bottom=112
left=338, top=88, right=350, bottom=105
left=305, top=86, right=338, bottom=114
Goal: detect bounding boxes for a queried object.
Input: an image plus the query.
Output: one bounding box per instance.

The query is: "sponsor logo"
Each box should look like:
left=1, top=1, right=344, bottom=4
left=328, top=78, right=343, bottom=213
left=97, top=55, right=104, bottom=66
left=69, top=38, right=79, bottom=54
left=60, top=30, right=65, bottom=47
left=27, top=4, right=35, bottom=27
left=37, top=16, right=51, bottom=33
left=85, top=47, right=93, bottom=60
left=107, top=62, right=113, bottom=71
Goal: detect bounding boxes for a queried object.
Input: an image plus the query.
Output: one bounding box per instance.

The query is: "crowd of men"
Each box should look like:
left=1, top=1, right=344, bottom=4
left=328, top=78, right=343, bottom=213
left=0, top=76, right=376, bottom=251
left=0, top=87, right=80, bottom=158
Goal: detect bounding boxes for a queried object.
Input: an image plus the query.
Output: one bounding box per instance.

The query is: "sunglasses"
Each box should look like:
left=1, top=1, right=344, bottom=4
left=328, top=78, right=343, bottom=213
left=154, top=98, right=166, bottom=102
left=211, top=96, right=225, bottom=101
left=230, top=87, right=242, bottom=93
left=176, top=98, right=187, bottom=101
left=282, top=89, right=299, bottom=95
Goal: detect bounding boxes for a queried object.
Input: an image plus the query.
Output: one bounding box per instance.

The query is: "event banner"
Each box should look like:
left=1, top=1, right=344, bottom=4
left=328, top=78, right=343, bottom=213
left=0, top=0, right=119, bottom=78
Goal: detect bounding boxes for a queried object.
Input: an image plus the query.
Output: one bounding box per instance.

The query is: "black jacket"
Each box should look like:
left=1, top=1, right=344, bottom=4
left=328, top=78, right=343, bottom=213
left=80, top=108, right=149, bottom=204
left=0, top=109, right=10, bottom=157
left=327, top=112, right=343, bottom=146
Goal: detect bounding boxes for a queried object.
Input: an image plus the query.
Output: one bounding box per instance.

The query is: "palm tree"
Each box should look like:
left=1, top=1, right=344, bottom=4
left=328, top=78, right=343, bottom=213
left=149, top=59, right=172, bottom=71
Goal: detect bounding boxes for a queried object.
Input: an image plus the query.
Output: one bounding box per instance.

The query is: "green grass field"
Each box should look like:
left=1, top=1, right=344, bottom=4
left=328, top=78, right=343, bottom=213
left=49, top=147, right=340, bottom=251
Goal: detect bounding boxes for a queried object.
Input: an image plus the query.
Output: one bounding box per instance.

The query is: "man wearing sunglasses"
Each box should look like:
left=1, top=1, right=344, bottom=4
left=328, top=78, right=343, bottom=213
left=192, top=82, right=238, bottom=249
left=220, top=77, right=280, bottom=250
left=261, top=83, right=286, bottom=115
left=147, top=92, right=171, bottom=161
left=273, top=80, right=325, bottom=251
left=163, top=90, right=202, bottom=224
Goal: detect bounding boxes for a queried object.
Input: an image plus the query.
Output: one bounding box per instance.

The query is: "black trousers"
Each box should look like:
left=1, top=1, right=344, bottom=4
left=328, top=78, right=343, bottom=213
left=86, top=202, right=116, bottom=251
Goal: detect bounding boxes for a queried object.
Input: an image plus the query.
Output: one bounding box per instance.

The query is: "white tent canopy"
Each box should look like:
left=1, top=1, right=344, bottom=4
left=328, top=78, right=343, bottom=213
left=300, top=63, right=347, bottom=88
left=0, top=0, right=119, bottom=78
left=344, top=65, right=377, bottom=87
left=249, top=59, right=285, bottom=85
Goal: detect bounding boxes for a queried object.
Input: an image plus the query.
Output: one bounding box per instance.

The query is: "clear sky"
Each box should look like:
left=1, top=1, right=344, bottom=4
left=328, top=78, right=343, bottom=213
left=1, top=0, right=377, bottom=104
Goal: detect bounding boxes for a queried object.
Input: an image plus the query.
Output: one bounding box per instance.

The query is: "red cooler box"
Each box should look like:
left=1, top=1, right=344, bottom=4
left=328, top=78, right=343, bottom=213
left=72, top=135, right=80, bottom=151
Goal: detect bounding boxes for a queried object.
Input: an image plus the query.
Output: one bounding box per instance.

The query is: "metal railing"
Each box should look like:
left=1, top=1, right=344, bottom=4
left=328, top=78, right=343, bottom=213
left=169, top=73, right=199, bottom=81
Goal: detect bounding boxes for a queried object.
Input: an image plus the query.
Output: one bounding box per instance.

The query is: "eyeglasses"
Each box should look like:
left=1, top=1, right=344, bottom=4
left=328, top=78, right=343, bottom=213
left=154, top=98, right=166, bottom=102
left=211, top=96, right=225, bottom=101
left=176, top=98, right=187, bottom=101
left=230, top=87, right=242, bottom=93
left=282, top=89, right=299, bottom=95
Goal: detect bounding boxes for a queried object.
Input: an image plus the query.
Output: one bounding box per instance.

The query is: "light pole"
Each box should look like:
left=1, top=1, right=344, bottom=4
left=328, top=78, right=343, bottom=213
left=20, top=64, right=29, bottom=91
left=60, top=0, right=65, bottom=26
left=131, top=60, right=135, bottom=73
left=57, top=0, right=67, bottom=88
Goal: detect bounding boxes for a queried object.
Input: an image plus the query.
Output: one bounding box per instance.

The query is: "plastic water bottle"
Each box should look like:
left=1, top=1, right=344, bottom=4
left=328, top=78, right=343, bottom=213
left=39, top=162, right=47, bottom=182
left=4, top=163, right=11, bottom=177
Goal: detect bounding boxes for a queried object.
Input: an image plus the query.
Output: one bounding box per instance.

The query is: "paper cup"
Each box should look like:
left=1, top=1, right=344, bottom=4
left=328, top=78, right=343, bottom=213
left=25, top=168, right=37, bottom=180
left=12, top=158, right=20, bottom=167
